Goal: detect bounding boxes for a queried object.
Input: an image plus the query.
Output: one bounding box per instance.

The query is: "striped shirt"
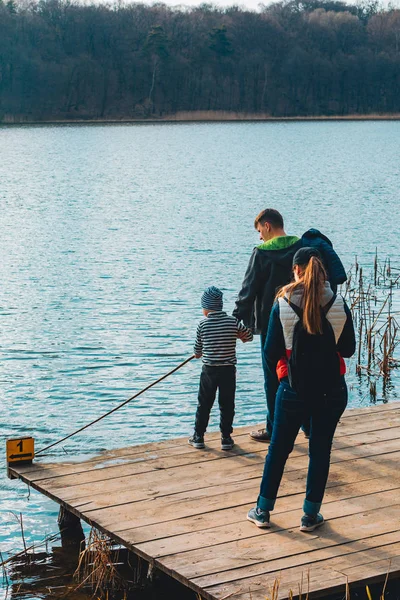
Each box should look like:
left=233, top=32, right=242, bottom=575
left=194, top=311, right=253, bottom=366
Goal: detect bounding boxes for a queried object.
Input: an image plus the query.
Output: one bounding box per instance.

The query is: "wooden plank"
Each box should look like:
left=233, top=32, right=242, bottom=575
left=42, top=435, right=400, bottom=507
left=14, top=422, right=262, bottom=478
left=207, top=568, right=346, bottom=600
left=207, top=539, right=400, bottom=600
left=158, top=504, right=400, bottom=581
left=107, top=474, right=400, bottom=543
left=335, top=408, right=400, bottom=432
left=26, top=416, right=400, bottom=486
left=136, top=485, right=400, bottom=560
left=16, top=426, right=260, bottom=478
left=339, top=401, right=400, bottom=418
left=14, top=402, right=400, bottom=480
left=12, top=403, right=400, bottom=490
left=8, top=402, right=400, bottom=600
left=207, top=566, right=347, bottom=600
left=76, top=449, right=400, bottom=530
left=342, top=555, right=400, bottom=580
left=133, top=481, right=400, bottom=558
left=331, top=543, right=400, bottom=575
left=24, top=427, right=388, bottom=493
left=27, top=445, right=267, bottom=486
left=199, top=531, right=400, bottom=592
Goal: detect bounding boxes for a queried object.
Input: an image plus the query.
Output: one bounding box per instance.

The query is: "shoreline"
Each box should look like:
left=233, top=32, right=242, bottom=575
left=2, top=111, right=400, bottom=125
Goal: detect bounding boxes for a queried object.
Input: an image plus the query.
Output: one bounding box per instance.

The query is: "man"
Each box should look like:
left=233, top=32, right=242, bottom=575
left=233, top=208, right=347, bottom=442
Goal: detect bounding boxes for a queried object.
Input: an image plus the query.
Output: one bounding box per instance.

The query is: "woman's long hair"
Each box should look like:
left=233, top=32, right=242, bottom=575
left=277, top=256, right=327, bottom=335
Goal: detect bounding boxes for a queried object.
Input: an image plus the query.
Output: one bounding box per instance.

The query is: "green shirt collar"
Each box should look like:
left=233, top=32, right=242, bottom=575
left=258, top=235, right=300, bottom=251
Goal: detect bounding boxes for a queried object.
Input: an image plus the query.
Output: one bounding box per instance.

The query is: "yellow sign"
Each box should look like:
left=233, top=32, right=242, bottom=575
left=6, top=438, right=35, bottom=465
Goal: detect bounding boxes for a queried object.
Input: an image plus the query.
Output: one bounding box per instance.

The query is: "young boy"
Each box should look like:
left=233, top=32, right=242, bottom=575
left=189, top=286, right=253, bottom=451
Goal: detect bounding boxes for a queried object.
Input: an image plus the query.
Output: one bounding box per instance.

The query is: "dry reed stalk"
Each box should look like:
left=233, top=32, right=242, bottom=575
left=0, top=531, right=61, bottom=568
left=19, top=513, right=27, bottom=557
left=345, top=576, right=350, bottom=600
left=357, top=317, right=363, bottom=374
left=381, top=559, right=391, bottom=599
left=266, top=576, right=280, bottom=600
left=0, top=550, right=9, bottom=590
left=381, top=329, right=389, bottom=379
left=367, top=328, right=373, bottom=370
left=298, top=570, right=303, bottom=600
left=8, top=512, right=30, bottom=566
left=345, top=254, right=399, bottom=400
left=74, top=528, right=124, bottom=599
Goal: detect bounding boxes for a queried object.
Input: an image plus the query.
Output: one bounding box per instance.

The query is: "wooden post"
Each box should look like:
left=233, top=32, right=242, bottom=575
left=58, top=506, right=84, bottom=542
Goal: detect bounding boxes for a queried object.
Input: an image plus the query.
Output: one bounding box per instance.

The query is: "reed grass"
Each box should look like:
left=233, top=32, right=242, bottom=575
left=343, top=252, right=399, bottom=400
left=73, top=528, right=124, bottom=598
left=258, top=568, right=392, bottom=600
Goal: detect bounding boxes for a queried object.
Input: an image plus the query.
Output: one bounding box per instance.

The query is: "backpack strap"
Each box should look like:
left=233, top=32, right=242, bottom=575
left=283, top=296, right=303, bottom=319
left=283, top=293, right=337, bottom=318
left=322, top=294, right=337, bottom=315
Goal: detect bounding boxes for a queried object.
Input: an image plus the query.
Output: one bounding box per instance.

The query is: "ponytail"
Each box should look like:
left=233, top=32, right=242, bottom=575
left=302, top=256, right=327, bottom=334
left=276, top=255, right=327, bottom=335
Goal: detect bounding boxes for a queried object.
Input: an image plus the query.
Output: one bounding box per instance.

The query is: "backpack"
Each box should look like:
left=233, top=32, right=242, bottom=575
left=284, top=295, right=341, bottom=396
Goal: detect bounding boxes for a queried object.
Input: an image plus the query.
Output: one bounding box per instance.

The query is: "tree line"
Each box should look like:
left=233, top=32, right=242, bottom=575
left=1, top=0, right=400, bottom=121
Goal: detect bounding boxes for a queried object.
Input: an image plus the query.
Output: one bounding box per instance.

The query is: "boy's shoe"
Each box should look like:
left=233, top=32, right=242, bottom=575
left=247, top=506, right=271, bottom=528
left=188, top=433, right=205, bottom=449
left=249, top=428, right=271, bottom=443
left=300, top=513, right=324, bottom=532
left=221, top=435, right=234, bottom=451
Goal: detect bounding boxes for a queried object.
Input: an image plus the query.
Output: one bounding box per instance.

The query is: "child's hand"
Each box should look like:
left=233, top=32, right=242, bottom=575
left=195, top=354, right=202, bottom=359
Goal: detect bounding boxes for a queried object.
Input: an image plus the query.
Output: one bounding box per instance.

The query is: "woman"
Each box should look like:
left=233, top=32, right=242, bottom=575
left=247, top=247, right=355, bottom=532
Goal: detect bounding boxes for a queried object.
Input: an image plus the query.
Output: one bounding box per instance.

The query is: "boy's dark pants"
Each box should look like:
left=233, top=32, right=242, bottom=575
left=194, top=365, right=236, bottom=437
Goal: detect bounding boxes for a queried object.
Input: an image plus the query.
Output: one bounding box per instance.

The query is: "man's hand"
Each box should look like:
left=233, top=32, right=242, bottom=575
left=195, top=354, right=202, bottom=359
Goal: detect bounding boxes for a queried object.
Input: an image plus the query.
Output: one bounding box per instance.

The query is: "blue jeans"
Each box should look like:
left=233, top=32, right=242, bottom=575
left=261, top=335, right=310, bottom=437
left=260, top=333, right=278, bottom=436
left=257, top=377, right=348, bottom=516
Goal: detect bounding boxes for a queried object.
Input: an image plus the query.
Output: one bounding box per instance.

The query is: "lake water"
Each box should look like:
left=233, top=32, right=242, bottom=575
left=0, top=121, right=399, bottom=583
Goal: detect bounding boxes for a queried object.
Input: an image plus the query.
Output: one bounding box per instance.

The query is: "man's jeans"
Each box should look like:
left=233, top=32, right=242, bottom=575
left=257, top=377, right=348, bottom=516
left=260, top=333, right=279, bottom=436
left=194, top=365, right=236, bottom=437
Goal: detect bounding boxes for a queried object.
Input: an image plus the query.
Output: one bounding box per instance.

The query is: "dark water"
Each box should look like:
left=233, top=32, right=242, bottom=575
left=0, top=122, right=399, bottom=591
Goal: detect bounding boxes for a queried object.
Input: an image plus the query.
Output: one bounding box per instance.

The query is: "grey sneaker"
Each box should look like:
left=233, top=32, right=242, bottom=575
left=221, top=435, right=234, bottom=450
left=247, top=506, right=270, bottom=528
left=249, top=428, right=272, bottom=443
left=300, top=513, right=324, bottom=532
left=188, top=433, right=205, bottom=449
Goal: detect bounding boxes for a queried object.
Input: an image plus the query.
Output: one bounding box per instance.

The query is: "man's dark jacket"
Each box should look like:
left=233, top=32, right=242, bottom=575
left=233, top=229, right=347, bottom=335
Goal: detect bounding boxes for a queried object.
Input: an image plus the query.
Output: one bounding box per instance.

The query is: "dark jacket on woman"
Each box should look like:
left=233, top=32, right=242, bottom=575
left=264, top=282, right=356, bottom=381
left=233, top=229, right=347, bottom=335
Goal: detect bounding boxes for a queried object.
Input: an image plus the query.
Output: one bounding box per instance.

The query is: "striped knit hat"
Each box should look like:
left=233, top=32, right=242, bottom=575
left=201, top=286, right=223, bottom=311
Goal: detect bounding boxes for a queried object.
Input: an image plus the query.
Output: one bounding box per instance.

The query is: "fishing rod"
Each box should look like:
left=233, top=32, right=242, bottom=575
left=34, top=355, right=195, bottom=457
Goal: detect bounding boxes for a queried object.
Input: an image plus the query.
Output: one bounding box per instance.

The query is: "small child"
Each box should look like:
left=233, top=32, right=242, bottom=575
left=189, top=286, right=253, bottom=451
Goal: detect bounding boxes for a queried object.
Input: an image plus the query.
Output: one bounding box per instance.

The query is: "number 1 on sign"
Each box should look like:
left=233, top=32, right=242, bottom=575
left=6, top=438, right=34, bottom=465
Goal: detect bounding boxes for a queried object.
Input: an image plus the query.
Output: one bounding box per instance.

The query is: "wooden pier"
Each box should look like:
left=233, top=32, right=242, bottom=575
left=9, top=402, right=400, bottom=600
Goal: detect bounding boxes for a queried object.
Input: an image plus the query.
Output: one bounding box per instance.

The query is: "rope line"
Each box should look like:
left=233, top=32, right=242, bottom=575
left=36, top=355, right=195, bottom=456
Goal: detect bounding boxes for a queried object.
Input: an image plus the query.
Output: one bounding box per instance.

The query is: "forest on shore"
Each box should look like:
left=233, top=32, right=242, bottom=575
left=1, top=0, right=400, bottom=121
